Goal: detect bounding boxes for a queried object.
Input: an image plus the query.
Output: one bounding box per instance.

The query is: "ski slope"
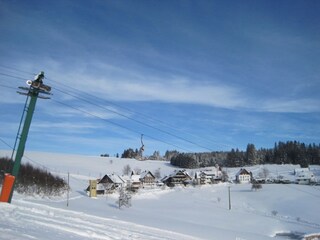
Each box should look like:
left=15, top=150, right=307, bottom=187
left=0, top=199, right=199, bottom=240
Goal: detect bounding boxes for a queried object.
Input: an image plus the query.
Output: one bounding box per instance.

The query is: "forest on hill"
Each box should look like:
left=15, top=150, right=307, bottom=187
left=111, top=141, right=320, bottom=169
left=168, top=141, right=320, bottom=169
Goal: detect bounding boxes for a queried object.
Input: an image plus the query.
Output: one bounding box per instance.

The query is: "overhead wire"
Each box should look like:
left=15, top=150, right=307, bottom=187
left=0, top=64, right=35, bottom=75
left=0, top=69, right=216, bottom=152
left=46, top=76, right=227, bottom=149
left=0, top=136, right=87, bottom=186
left=52, top=86, right=213, bottom=152
left=0, top=83, right=18, bottom=90
left=0, top=63, right=223, bottom=150
left=47, top=76, right=229, bottom=149
left=51, top=98, right=191, bottom=152
left=0, top=65, right=224, bottom=152
left=0, top=72, right=28, bottom=81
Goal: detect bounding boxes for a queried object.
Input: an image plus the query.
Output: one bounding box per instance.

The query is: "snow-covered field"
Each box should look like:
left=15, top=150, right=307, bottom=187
left=0, top=150, right=320, bottom=240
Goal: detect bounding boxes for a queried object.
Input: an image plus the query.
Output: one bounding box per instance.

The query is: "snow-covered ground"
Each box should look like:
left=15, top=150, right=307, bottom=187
left=1, top=150, right=320, bottom=240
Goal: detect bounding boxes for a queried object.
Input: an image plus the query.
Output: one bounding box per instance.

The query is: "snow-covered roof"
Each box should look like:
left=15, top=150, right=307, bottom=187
left=131, top=174, right=141, bottom=182
left=294, top=168, right=310, bottom=175
left=140, top=170, right=155, bottom=179
left=202, top=170, right=217, bottom=176
left=236, top=168, right=251, bottom=176
left=171, top=169, right=190, bottom=177
left=162, top=170, right=192, bottom=181
left=100, top=174, right=125, bottom=184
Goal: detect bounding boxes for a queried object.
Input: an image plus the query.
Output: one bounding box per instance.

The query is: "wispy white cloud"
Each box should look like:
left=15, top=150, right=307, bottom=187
left=261, top=98, right=320, bottom=113
left=44, top=61, right=248, bottom=110
left=30, top=58, right=320, bottom=115
left=99, top=77, right=247, bottom=108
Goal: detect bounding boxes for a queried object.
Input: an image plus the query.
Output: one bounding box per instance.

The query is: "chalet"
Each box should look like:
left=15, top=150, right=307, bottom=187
left=98, top=174, right=126, bottom=193
left=195, top=167, right=222, bottom=185
left=162, top=170, right=192, bottom=187
left=140, top=171, right=156, bottom=186
left=235, top=168, right=252, bottom=183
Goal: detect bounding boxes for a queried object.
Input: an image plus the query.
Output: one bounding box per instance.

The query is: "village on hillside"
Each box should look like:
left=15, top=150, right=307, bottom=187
left=86, top=164, right=320, bottom=197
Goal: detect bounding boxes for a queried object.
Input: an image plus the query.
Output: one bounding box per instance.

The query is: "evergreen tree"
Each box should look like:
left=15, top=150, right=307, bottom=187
left=246, top=143, right=257, bottom=165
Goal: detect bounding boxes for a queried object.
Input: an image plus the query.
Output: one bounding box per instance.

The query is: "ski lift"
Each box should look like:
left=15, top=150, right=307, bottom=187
left=139, top=134, right=145, bottom=159
left=17, top=71, right=52, bottom=99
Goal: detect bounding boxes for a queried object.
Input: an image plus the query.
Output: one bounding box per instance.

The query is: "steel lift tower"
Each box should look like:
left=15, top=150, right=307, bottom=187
left=0, top=72, right=52, bottom=203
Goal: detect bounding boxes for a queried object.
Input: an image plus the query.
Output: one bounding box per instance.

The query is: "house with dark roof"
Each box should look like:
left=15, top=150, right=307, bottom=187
left=235, top=168, right=252, bottom=183
left=97, top=173, right=126, bottom=194
left=140, top=171, right=156, bottom=186
left=162, top=170, right=192, bottom=187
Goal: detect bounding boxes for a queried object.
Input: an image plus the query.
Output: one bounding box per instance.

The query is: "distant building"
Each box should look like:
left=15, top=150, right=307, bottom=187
left=295, top=170, right=316, bottom=185
left=161, top=170, right=192, bottom=187
left=235, top=168, right=252, bottom=183
left=195, top=167, right=222, bottom=185
left=97, top=173, right=126, bottom=194
left=139, top=171, right=156, bottom=187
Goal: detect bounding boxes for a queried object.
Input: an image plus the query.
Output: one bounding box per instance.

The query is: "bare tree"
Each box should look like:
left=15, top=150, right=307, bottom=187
left=122, top=164, right=131, bottom=176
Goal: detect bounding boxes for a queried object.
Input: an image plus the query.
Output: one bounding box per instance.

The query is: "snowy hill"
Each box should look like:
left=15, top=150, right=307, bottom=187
left=0, top=150, right=320, bottom=240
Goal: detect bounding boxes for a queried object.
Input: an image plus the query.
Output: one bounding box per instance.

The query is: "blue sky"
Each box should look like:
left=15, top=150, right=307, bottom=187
left=0, top=0, right=319, bottom=156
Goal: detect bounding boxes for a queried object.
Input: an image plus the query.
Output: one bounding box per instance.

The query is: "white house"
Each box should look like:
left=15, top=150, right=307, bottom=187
left=195, top=167, right=223, bottom=185
left=293, top=168, right=316, bottom=185
left=236, top=168, right=252, bottom=183
left=295, top=171, right=316, bottom=185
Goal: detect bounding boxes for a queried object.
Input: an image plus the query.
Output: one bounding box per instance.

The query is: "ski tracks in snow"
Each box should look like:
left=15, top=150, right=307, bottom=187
left=0, top=200, right=200, bottom=240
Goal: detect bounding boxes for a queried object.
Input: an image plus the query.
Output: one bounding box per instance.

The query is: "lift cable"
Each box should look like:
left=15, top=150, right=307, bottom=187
left=0, top=67, right=227, bottom=150
left=47, top=76, right=228, bottom=149
left=0, top=137, right=87, bottom=186
left=0, top=72, right=28, bottom=81
left=0, top=68, right=226, bottom=149
left=0, top=70, right=215, bottom=150
left=0, top=64, right=35, bottom=75
left=51, top=98, right=191, bottom=153
left=52, top=86, right=213, bottom=152
left=0, top=78, right=193, bottom=153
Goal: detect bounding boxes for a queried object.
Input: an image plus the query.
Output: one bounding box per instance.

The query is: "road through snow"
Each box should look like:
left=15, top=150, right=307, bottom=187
left=0, top=199, right=200, bottom=240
